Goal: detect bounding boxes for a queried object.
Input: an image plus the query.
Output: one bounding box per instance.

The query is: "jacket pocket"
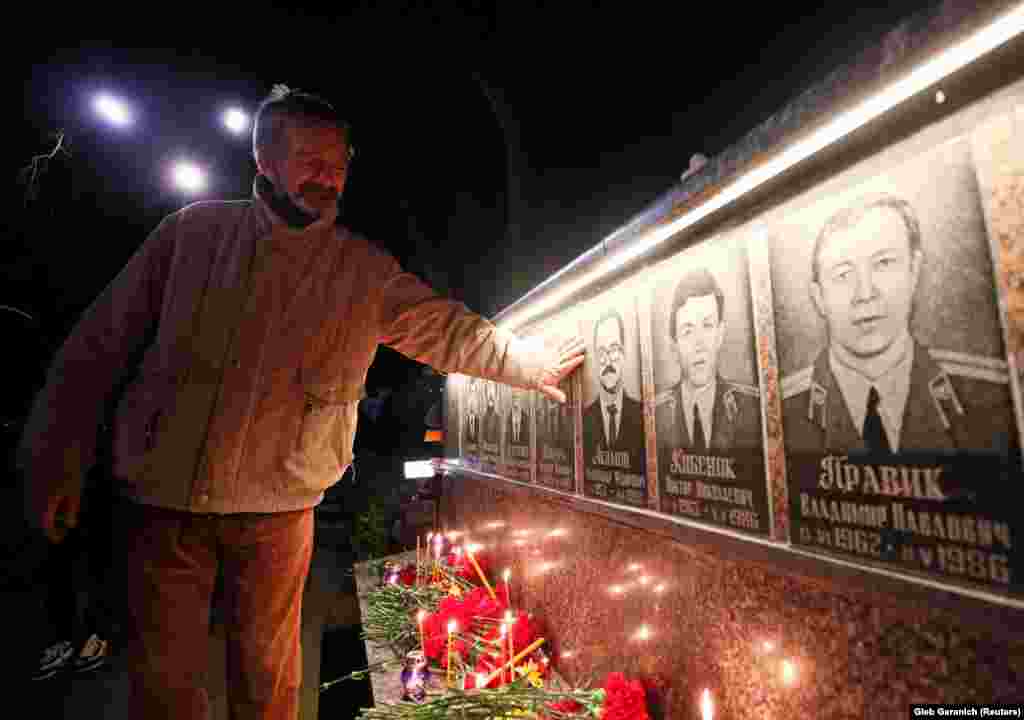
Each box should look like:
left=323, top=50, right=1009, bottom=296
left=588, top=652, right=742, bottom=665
left=283, top=383, right=364, bottom=493
left=111, top=372, right=178, bottom=480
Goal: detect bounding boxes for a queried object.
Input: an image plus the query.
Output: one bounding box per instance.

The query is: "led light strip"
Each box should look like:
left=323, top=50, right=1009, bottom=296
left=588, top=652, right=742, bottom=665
left=497, top=2, right=1024, bottom=331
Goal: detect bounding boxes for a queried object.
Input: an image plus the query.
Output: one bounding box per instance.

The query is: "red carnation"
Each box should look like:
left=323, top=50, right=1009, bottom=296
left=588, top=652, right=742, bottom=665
left=601, top=672, right=650, bottom=720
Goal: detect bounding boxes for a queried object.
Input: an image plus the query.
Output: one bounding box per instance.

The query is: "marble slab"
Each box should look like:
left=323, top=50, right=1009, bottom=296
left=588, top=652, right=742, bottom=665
left=439, top=470, right=1024, bottom=720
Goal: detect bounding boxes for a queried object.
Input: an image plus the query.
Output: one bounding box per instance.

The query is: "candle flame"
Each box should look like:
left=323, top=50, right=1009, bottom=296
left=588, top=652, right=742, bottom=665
left=500, top=622, right=508, bottom=637
left=448, top=619, right=457, bottom=633
left=701, top=689, right=714, bottom=720
left=781, top=659, right=797, bottom=685
left=627, top=562, right=642, bottom=572
left=476, top=672, right=486, bottom=688
left=417, top=610, right=427, bottom=622
left=503, top=568, right=511, bottom=582
left=763, top=640, right=774, bottom=652
left=466, top=542, right=484, bottom=553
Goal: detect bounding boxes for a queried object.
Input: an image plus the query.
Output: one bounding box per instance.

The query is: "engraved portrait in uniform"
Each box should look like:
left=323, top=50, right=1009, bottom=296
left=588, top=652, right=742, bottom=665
left=462, top=376, right=483, bottom=467
left=770, top=135, right=1021, bottom=591
left=479, top=379, right=502, bottom=472
left=580, top=294, right=646, bottom=507
left=778, top=191, right=1017, bottom=458
left=650, top=237, right=768, bottom=534
left=532, top=324, right=578, bottom=492
left=502, top=386, right=532, bottom=481
left=445, top=374, right=461, bottom=459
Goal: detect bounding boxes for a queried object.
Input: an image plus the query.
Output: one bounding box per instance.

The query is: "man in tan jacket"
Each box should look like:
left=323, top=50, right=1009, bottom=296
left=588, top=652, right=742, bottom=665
left=18, top=85, right=584, bottom=719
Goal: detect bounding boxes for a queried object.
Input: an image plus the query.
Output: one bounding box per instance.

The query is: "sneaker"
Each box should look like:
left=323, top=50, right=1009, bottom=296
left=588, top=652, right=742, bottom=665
left=34, top=640, right=74, bottom=681
left=72, top=633, right=108, bottom=673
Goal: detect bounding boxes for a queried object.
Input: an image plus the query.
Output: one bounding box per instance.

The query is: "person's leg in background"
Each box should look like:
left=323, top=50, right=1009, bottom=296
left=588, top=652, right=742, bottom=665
left=117, top=500, right=220, bottom=719
left=221, top=508, right=314, bottom=720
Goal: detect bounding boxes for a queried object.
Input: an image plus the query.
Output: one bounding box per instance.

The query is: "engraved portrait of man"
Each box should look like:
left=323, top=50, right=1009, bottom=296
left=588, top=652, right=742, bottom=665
left=655, top=268, right=761, bottom=454
left=782, top=193, right=1017, bottom=456
left=582, top=309, right=644, bottom=472
left=505, top=389, right=531, bottom=454
left=481, top=380, right=501, bottom=446
left=463, top=377, right=481, bottom=446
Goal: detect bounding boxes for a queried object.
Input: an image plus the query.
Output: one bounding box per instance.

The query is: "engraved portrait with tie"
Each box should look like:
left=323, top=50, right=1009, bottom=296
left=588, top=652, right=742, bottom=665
left=650, top=240, right=768, bottom=534
left=463, top=377, right=481, bottom=448
left=502, top=387, right=532, bottom=480
left=581, top=299, right=647, bottom=507
left=770, top=134, right=1022, bottom=590
left=780, top=193, right=1017, bottom=458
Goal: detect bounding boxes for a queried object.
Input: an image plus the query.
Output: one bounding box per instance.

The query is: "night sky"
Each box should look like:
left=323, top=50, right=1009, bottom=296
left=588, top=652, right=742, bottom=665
left=10, top=1, right=936, bottom=384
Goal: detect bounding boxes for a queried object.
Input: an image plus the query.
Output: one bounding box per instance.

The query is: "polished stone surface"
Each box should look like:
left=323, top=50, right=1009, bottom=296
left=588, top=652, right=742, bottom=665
left=440, top=471, right=1024, bottom=719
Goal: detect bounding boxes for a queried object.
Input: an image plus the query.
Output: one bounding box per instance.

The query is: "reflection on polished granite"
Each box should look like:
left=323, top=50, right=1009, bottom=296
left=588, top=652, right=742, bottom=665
left=439, top=472, right=1024, bottom=719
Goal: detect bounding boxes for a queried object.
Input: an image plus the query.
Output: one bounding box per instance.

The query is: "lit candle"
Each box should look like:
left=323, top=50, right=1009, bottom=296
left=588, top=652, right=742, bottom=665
left=476, top=672, right=486, bottom=691
left=465, top=545, right=496, bottom=600
left=504, top=609, right=515, bottom=683
left=499, top=622, right=508, bottom=684
left=433, top=534, right=443, bottom=583
left=502, top=568, right=512, bottom=607
left=417, top=610, right=426, bottom=657
left=447, top=619, right=457, bottom=687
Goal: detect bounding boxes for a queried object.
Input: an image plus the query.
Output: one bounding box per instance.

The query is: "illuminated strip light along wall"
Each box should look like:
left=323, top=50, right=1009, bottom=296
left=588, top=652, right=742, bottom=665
left=496, top=2, right=1024, bottom=332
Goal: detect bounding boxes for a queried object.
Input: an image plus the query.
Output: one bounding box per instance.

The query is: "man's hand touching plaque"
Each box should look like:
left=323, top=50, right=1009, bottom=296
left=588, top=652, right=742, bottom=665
left=536, top=334, right=586, bottom=404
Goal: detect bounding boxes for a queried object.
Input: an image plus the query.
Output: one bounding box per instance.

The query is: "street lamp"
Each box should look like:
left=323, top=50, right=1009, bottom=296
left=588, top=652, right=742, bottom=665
left=171, top=161, right=206, bottom=194
left=222, top=107, right=249, bottom=135
left=92, top=93, right=133, bottom=127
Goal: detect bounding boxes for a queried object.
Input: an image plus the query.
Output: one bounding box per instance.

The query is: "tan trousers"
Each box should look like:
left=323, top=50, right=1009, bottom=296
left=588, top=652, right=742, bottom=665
left=115, top=500, right=314, bottom=720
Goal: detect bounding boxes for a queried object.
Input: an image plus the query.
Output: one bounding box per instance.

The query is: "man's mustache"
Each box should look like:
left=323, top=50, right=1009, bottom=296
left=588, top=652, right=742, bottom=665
left=601, top=365, right=617, bottom=377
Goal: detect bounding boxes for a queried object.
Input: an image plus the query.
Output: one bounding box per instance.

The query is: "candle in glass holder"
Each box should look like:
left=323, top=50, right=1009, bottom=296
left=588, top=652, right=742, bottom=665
left=400, top=650, right=429, bottom=703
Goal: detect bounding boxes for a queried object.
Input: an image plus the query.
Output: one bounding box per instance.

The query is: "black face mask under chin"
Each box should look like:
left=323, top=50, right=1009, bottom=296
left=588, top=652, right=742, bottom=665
left=256, top=174, right=329, bottom=229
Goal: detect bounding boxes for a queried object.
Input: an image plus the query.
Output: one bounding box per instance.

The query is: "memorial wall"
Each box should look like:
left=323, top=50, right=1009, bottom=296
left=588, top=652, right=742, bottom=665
left=439, top=3, right=1024, bottom=716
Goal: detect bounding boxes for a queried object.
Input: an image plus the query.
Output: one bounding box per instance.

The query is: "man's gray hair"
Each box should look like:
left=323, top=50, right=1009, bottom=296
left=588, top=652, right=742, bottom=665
left=252, top=84, right=353, bottom=161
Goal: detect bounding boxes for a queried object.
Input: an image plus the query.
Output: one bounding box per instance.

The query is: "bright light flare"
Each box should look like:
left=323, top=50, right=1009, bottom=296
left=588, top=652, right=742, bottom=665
left=781, top=659, right=797, bottom=685
left=404, top=460, right=434, bottom=478
left=93, top=93, right=132, bottom=127
left=763, top=640, right=775, bottom=652
left=448, top=619, right=458, bottom=634
left=701, top=689, right=714, bottom=720
left=171, top=162, right=206, bottom=194
left=222, top=107, right=249, bottom=134
left=417, top=610, right=427, bottom=623
left=634, top=624, right=652, bottom=641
